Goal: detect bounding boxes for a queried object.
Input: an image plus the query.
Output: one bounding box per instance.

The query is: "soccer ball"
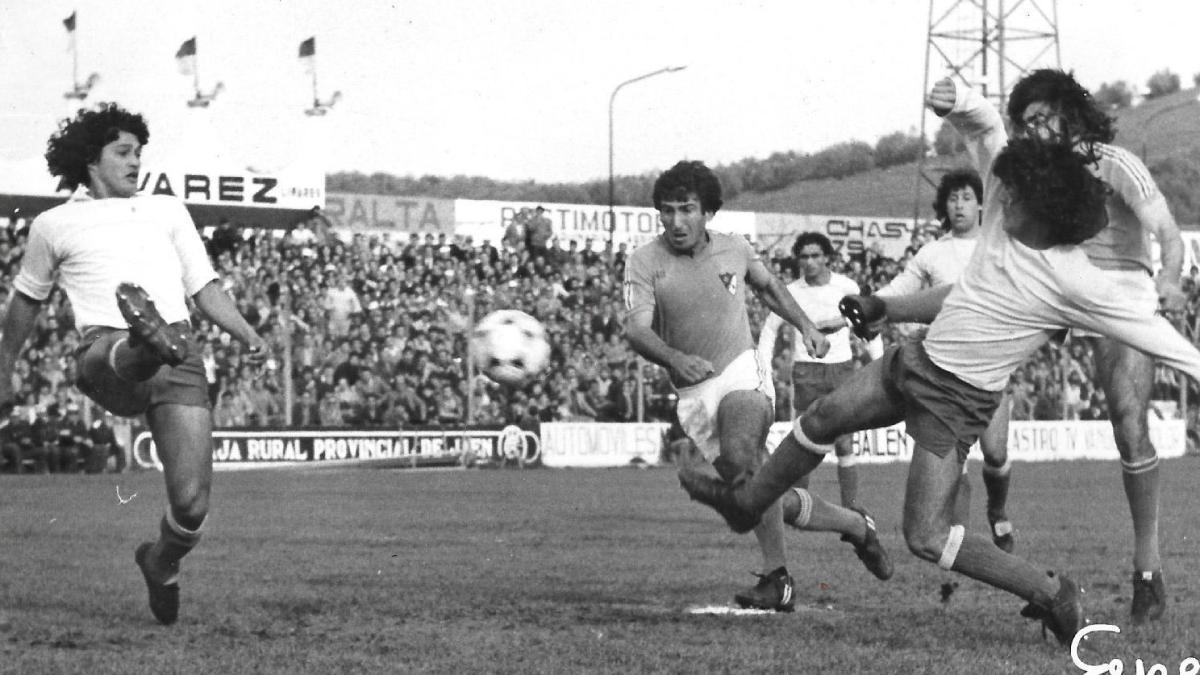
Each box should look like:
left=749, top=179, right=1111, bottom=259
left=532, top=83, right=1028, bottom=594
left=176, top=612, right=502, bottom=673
left=470, top=309, right=551, bottom=386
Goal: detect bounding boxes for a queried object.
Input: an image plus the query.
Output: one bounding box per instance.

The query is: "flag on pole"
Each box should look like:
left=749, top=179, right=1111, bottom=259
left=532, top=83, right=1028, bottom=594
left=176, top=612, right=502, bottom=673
left=176, top=37, right=197, bottom=76
left=63, top=11, right=76, bottom=52
left=298, top=36, right=315, bottom=73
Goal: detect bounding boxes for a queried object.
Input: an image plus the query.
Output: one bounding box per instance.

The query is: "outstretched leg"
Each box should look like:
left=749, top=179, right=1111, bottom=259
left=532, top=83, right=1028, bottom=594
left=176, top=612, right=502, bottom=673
left=743, top=356, right=906, bottom=515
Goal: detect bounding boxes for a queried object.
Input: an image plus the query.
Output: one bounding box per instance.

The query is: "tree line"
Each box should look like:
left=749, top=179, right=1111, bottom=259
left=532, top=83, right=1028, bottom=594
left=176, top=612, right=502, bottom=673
left=329, top=68, right=1200, bottom=223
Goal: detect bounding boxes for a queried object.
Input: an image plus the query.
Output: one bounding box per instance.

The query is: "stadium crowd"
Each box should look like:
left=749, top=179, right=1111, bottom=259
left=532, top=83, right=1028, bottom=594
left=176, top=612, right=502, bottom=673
left=1, top=207, right=1198, bottom=473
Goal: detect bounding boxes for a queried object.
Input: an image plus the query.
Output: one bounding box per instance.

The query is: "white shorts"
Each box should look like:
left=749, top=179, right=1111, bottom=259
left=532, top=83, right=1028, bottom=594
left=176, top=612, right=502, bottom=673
left=1072, top=270, right=1157, bottom=339
left=675, top=349, right=774, bottom=461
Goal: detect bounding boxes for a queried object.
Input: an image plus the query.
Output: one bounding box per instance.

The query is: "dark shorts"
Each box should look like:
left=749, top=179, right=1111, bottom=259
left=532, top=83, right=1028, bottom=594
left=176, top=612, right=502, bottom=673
left=74, top=324, right=210, bottom=417
left=882, top=341, right=1001, bottom=462
left=792, top=360, right=856, bottom=412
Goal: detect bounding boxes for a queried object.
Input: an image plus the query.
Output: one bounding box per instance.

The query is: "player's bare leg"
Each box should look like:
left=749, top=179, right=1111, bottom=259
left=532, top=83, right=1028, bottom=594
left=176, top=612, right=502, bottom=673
left=833, top=434, right=858, bottom=509
left=715, top=391, right=794, bottom=611
left=681, top=359, right=899, bottom=579
left=76, top=332, right=156, bottom=416
left=903, top=443, right=1081, bottom=644
left=735, top=358, right=905, bottom=515
left=980, top=393, right=1014, bottom=551
left=1092, top=337, right=1165, bottom=623
left=135, top=403, right=213, bottom=625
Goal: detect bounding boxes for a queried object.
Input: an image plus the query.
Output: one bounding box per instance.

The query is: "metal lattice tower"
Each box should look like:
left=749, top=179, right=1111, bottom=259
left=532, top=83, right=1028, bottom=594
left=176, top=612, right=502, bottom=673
left=913, top=0, right=1061, bottom=221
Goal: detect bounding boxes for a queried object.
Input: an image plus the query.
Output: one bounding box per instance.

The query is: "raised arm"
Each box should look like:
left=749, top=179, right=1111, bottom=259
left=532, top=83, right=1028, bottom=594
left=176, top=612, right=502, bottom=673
left=927, top=78, right=1007, bottom=176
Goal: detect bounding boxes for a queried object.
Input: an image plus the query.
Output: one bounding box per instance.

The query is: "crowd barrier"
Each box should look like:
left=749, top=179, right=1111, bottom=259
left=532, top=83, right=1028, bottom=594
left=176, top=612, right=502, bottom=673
left=537, top=419, right=1188, bottom=468
left=132, top=425, right=540, bottom=471
left=130, top=419, right=1187, bottom=471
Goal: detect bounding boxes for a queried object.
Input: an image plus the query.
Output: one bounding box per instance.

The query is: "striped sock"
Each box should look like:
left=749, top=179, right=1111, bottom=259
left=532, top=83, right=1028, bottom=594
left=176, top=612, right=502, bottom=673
left=1121, top=456, right=1161, bottom=573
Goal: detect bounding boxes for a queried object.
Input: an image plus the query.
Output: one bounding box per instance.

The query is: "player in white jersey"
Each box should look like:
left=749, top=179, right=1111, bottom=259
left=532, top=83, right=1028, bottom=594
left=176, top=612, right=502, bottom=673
left=680, top=75, right=1200, bottom=645
left=758, top=232, right=879, bottom=509
left=876, top=169, right=1016, bottom=553
left=0, top=103, right=267, bottom=625
left=626, top=161, right=892, bottom=613
left=1005, top=69, right=1184, bottom=624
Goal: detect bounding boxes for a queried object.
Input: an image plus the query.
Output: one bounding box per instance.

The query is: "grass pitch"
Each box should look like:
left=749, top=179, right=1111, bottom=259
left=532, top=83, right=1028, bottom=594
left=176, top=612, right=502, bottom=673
left=2, top=459, right=1199, bottom=674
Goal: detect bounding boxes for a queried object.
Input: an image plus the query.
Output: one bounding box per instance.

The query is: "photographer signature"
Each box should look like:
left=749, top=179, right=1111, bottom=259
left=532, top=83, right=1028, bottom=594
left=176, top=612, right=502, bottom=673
left=1072, top=624, right=1198, bottom=674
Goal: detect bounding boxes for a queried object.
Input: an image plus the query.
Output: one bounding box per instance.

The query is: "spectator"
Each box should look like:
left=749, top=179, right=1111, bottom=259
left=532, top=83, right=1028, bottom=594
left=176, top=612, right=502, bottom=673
left=322, top=272, right=362, bottom=338
left=87, top=411, right=125, bottom=473
left=526, top=206, right=554, bottom=257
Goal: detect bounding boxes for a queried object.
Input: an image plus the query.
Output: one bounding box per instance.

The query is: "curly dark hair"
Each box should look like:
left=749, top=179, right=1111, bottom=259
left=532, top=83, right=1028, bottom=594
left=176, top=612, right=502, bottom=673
left=652, top=160, right=723, bottom=214
left=933, top=168, right=983, bottom=229
left=45, top=102, right=150, bottom=191
left=1006, top=69, right=1115, bottom=146
left=792, top=231, right=834, bottom=258
left=992, top=136, right=1110, bottom=246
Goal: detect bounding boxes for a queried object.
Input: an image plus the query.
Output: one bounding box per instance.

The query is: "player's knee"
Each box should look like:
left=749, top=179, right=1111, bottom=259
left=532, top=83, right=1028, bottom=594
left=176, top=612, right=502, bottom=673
left=169, top=484, right=210, bottom=529
left=979, top=437, right=1008, bottom=467
left=901, top=519, right=944, bottom=563
left=1108, top=411, right=1153, bottom=460
left=798, top=400, right=838, bottom=443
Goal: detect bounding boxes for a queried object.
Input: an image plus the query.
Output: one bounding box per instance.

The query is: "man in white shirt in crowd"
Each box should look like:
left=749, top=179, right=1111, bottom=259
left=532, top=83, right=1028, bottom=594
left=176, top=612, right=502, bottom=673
left=757, top=232, right=880, bottom=510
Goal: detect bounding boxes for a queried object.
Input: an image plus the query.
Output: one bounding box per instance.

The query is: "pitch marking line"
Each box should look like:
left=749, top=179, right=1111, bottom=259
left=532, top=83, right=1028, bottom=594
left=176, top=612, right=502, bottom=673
left=686, top=604, right=842, bottom=616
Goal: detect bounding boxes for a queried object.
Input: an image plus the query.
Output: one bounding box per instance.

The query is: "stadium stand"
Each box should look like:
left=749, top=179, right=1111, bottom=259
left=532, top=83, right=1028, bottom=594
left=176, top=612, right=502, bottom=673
left=1, top=208, right=1197, bottom=474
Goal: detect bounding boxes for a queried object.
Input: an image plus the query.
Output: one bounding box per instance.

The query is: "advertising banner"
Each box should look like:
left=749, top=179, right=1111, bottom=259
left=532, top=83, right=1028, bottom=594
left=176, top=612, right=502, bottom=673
left=755, top=212, right=939, bottom=260
left=453, top=199, right=756, bottom=250
left=137, top=166, right=324, bottom=211
left=765, top=419, right=1187, bottom=464
left=540, top=422, right=669, bottom=467
left=324, top=192, right=456, bottom=235
left=132, top=426, right=540, bottom=470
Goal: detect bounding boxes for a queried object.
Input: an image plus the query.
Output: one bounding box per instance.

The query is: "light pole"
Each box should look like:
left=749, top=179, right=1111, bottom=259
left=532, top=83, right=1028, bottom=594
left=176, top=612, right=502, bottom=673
left=607, top=66, right=687, bottom=247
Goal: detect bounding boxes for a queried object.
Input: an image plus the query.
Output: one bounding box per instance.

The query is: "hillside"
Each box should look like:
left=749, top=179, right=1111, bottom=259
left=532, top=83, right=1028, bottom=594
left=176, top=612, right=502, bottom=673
left=727, top=87, right=1200, bottom=222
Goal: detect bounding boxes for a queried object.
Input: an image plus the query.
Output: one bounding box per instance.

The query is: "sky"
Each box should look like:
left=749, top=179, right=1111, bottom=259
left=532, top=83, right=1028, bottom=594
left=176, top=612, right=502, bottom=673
left=1, top=1, right=1199, bottom=184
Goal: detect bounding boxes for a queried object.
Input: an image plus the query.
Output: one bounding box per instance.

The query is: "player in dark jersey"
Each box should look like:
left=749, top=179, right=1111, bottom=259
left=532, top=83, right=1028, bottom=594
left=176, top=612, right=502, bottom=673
left=625, top=161, right=892, bottom=612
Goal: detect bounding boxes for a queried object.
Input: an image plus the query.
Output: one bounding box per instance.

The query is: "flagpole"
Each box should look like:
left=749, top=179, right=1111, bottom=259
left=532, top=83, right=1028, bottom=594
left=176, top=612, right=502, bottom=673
left=311, top=59, right=319, bottom=108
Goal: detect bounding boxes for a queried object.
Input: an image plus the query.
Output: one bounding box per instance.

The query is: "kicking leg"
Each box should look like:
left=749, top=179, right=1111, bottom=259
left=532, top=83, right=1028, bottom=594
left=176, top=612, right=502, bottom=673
left=744, top=357, right=905, bottom=515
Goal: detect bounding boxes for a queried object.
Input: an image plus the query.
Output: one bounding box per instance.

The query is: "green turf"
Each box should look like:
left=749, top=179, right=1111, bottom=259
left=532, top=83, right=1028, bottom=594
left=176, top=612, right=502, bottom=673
left=2, top=459, right=1198, bottom=674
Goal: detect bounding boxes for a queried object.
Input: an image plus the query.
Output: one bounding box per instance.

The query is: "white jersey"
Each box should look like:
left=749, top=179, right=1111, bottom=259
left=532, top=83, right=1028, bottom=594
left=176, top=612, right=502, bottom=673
left=876, top=236, right=977, bottom=297
left=15, top=190, right=216, bottom=330
left=1081, top=143, right=1159, bottom=273
left=757, top=273, right=861, bottom=365
left=923, top=86, right=1200, bottom=391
